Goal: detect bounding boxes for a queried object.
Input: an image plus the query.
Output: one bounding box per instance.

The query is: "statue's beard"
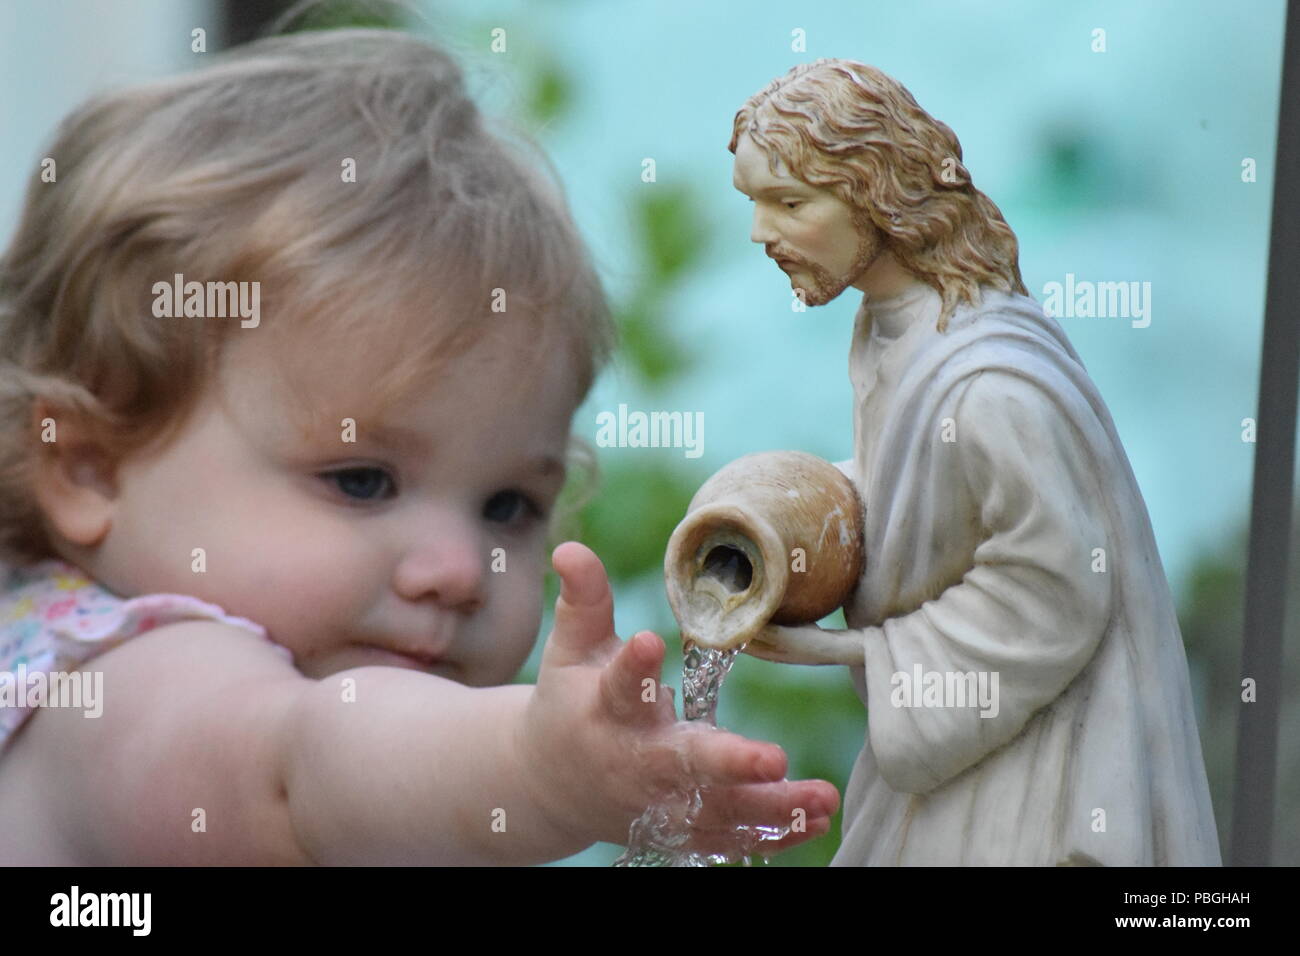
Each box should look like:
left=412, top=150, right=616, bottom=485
left=781, top=217, right=882, bottom=307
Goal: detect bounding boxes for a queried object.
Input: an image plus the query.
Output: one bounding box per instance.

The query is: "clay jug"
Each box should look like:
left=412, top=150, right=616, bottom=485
left=664, top=450, right=864, bottom=650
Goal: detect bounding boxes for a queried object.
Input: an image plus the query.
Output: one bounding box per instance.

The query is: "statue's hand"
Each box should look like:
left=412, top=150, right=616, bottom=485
left=745, top=623, right=865, bottom=666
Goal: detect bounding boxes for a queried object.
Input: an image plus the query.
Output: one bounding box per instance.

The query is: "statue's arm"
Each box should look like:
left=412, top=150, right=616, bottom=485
left=755, top=372, right=1116, bottom=793
left=747, top=622, right=868, bottom=665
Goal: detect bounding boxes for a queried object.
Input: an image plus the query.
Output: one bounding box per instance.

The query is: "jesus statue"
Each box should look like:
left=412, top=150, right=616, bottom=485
left=727, top=58, right=1221, bottom=866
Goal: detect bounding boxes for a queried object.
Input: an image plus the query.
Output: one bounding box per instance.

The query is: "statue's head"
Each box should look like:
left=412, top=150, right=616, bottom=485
left=729, top=59, right=1027, bottom=330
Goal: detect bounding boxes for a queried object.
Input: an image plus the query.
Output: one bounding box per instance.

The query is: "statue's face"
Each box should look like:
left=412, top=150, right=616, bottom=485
left=732, top=132, right=884, bottom=306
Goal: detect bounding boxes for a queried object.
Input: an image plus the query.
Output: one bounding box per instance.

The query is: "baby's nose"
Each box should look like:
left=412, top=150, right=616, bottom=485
left=394, top=531, right=486, bottom=613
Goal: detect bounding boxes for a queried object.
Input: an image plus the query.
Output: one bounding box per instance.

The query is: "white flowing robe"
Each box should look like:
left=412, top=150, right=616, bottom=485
left=828, top=279, right=1221, bottom=866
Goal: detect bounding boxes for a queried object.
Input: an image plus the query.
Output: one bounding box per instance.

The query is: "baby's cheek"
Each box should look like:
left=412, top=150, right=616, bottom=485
left=471, top=551, right=544, bottom=685
left=502, top=553, right=545, bottom=651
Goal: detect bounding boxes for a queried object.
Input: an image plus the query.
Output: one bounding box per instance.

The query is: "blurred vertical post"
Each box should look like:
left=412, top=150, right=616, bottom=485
left=1231, top=0, right=1300, bottom=867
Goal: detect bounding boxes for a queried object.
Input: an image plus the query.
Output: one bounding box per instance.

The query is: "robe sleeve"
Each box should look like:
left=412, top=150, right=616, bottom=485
left=859, top=370, right=1114, bottom=794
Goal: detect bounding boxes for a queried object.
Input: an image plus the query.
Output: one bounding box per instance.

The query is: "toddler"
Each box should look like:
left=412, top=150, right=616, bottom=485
left=0, top=28, right=838, bottom=864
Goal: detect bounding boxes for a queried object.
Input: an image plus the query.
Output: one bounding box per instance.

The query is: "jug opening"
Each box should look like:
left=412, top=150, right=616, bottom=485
left=701, top=545, right=753, bottom=593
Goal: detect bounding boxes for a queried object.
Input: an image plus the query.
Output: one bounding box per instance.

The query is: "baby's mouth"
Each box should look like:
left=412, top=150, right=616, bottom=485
left=352, top=642, right=446, bottom=670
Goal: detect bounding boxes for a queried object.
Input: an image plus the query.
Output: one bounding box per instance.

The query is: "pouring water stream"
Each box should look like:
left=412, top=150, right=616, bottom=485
left=612, top=640, right=791, bottom=867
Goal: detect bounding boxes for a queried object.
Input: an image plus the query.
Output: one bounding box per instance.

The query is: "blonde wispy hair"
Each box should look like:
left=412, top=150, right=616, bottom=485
left=728, top=58, right=1028, bottom=331
left=0, top=27, right=614, bottom=565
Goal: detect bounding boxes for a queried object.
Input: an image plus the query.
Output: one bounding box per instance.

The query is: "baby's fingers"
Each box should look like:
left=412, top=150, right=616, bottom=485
left=690, top=778, right=840, bottom=833
left=547, top=541, right=616, bottom=666
left=688, top=779, right=839, bottom=860
left=676, top=726, right=788, bottom=786
left=641, top=779, right=839, bottom=862
left=689, top=808, right=835, bottom=860
left=598, top=631, right=668, bottom=723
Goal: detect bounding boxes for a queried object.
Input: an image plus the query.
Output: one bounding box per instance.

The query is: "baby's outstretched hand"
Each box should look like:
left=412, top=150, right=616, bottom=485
left=517, top=541, right=840, bottom=858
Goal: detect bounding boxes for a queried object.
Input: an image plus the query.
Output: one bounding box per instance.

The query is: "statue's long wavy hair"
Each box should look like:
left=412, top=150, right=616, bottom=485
left=729, top=59, right=1027, bottom=332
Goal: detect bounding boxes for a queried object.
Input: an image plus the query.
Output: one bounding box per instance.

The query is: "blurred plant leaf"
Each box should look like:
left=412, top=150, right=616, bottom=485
left=525, top=59, right=572, bottom=128
left=282, top=0, right=407, bottom=31
left=635, top=183, right=709, bottom=284
left=616, top=294, right=694, bottom=387
left=571, top=460, right=702, bottom=581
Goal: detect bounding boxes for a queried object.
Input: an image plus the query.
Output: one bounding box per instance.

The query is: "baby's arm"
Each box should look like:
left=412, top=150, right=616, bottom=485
left=28, top=627, right=582, bottom=863
left=282, top=666, right=582, bottom=864
left=23, top=545, right=836, bottom=864
left=14, top=620, right=313, bottom=864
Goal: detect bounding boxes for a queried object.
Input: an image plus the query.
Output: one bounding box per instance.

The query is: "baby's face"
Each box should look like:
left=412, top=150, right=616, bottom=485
left=93, top=323, right=579, bottom=685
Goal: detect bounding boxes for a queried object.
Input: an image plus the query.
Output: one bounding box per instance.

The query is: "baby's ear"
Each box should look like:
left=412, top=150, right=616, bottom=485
left=29, top=400, right=119, bottom=548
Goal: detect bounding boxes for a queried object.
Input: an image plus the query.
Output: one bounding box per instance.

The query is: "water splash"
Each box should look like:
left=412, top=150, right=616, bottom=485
left=613, top=641, right=791, bottom=866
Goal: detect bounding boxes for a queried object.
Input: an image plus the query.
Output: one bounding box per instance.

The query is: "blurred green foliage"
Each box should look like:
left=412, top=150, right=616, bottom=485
left=575, top=465, right=704, bottom=581
left=637, top=183, right=710, bottom=286
left=526, top=60, right=572, bottom=129
left=616, top=187, right=703, bottom=388
left=280, top=0, right=409, bottom=32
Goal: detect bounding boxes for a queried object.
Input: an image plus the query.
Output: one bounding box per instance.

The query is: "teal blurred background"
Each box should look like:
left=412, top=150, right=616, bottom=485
left=1, top=0, right=1296, bottom=865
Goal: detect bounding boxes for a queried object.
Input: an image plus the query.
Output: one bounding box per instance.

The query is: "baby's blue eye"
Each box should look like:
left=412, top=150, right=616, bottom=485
left=484, top=490, right=542, bottom=526
left=323, top=467, right=395, bottom=501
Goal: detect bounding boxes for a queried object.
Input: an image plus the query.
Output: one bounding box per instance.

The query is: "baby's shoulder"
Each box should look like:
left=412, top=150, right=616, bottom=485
left=0, top=618, right=306, bottom=864
left=83, top=617, right=299, bottom=691
left=3, top=617, right=299, bottom=762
